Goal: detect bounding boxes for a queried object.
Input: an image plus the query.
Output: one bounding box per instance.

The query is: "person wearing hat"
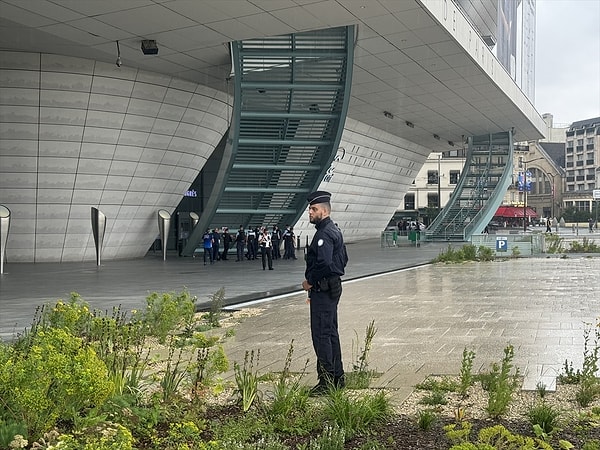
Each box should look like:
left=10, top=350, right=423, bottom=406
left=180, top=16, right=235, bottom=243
left=301, top=190, right=348, bottom=395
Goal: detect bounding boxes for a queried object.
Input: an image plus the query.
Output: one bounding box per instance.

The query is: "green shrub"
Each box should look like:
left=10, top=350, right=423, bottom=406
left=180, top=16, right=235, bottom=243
left=134, top=291, right=196, bottom=344
left=51, top=422, right=134, bottom=450
left=482, top=345, right=520, bottom=418
left=417, top=410, right=437, bottom=431
left=323, top=389, right=391, bottom=439
left=0, top=328, right=113, bottom=440
left=527, top=402, right=561, bottom=434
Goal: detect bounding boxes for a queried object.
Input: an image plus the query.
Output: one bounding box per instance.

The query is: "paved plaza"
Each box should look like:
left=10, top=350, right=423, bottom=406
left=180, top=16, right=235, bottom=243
left=1, top=237, right=599, bottom=403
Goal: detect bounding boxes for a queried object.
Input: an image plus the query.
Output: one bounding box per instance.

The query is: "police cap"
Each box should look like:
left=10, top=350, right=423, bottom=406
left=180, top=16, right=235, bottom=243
left=307, top=190, right=331, bottom=205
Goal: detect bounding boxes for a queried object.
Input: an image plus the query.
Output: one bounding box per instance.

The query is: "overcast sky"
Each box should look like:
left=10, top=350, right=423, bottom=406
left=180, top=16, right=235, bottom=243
left=535, top=0, right=600, bottom=126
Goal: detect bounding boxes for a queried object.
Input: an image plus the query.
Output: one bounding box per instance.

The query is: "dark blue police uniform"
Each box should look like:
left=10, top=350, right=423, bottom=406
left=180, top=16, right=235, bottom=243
left=305, top=193, right=348, bottom=390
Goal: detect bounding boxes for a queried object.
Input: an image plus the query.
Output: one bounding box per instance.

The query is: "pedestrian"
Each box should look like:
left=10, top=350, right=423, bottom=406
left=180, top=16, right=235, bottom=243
left=546, top=218, right=552, bottom=233
left=271, top=225, right=282, bottom=259
left=221, top=227, right=232, bottom=260
left=302, top=190, right=348, bottom=395
left=282, top=225, right=292, bottom=259
left=202, top=229, right=213, bottom=265
left=235, top=225, right=246, bottom=261
left=258, top=227, right=274, bottom=270
left=211, top=228, right=221, bottom=261
left=589, top=218, right=594, bottom=233
left=247, top=226, right=257, bottom=260
left=289, top=227, right=297, bottom=259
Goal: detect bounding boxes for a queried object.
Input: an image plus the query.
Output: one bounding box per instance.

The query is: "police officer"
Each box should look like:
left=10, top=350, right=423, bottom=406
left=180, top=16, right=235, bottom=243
left=301, top=190, right=348, bottom=395
left=235, top=225, right=246, bottom=262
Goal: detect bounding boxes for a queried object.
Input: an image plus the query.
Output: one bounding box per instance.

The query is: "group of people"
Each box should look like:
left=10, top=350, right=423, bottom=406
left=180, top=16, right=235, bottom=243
left=200, top=224, right=299, bottom=270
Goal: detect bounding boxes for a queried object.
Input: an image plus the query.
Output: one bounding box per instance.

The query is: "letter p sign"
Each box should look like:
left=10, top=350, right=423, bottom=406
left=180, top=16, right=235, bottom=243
left=496, top=237, right=508, bottom=252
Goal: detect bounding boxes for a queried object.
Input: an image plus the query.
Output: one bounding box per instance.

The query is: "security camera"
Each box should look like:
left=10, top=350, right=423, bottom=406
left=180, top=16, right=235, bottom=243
left=116, top=56, right=122, bottom=67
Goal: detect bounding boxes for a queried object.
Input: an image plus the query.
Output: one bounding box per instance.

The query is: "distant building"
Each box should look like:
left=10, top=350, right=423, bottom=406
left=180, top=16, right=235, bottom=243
left=563, top=117, right=600, bottom=213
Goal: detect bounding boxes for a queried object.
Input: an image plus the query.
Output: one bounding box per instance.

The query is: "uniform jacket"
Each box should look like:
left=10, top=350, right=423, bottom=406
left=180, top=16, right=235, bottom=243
left=305, top=217, right=348, bottom=286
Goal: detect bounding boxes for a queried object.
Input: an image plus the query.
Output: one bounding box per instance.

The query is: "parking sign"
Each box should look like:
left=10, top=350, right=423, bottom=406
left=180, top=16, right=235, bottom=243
left=496, top=237, right=508, bottom=252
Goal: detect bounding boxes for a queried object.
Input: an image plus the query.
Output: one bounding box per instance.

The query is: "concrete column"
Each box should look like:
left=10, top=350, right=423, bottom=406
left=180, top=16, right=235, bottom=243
left=158, top=210, right=171, bottom=261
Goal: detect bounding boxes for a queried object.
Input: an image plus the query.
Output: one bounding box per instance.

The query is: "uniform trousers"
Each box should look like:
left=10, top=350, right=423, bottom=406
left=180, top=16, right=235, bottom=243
left=309, top=289, right=344, bottom=382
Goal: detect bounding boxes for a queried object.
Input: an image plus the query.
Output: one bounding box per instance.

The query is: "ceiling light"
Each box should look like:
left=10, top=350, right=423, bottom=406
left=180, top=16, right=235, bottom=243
left=448, top=141, right=454, bottom=146
left=141, top=39, right=158, bottom=55
left=405, top=121, right=414, bottom=128
left=383, top=111, right=394, bottom=119
left=433, top=134, right=440, bottom=140
left=115, top=40, right=122, bottom=67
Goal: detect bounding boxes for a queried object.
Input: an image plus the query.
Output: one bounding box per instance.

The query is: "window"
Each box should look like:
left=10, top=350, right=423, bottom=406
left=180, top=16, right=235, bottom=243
left=404, top=194, right=415, bottom=210
left=427, top=170, right=439, bottom=184
left=449, top=170, right=460, bottom=184
left=427, top=193, right=439, bottom=208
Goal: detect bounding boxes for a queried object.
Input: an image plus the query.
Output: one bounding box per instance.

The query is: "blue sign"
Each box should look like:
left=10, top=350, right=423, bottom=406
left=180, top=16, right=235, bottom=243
left=516, top=171, right=532, bottom=192
left=496, top=237, right=508, bottom=252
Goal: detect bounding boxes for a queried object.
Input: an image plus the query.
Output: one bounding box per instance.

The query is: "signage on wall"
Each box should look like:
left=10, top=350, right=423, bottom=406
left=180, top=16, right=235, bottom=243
left=184, top=189, right=197, bottom=197
left=323, top=146, right=347, bottom=183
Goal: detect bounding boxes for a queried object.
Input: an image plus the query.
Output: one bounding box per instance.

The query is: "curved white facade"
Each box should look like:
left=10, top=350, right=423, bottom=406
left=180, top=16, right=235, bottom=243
left=294, top=117, right=432, bottom=241
left=0, top=51, right=230, bottom=262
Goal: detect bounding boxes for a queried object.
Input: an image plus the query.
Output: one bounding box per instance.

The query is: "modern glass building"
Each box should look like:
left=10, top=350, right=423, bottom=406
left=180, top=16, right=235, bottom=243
left=0, top=0, right=544, bottom=262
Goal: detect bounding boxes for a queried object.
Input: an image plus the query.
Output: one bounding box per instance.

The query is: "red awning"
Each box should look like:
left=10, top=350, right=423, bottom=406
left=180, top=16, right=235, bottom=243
left=495, top=206, right=538, bottom=218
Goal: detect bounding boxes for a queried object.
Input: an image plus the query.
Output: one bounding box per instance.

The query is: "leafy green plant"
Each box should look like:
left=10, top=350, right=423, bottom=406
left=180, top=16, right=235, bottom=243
left=546, top=234, right=565, bottom=253
left=511, top=246, right=521, bottom=257
left=0, top=328, right=114, bottom=441
left=477, top=245, right=495, bottom=261
left=417, top=409, right=437, bottom=430
left=459, top=348, right=476, bottom=397
left=234, top=349, right=261, bottom=411
left=346, top=320, right=377, bottom=389
left=302, top=424, right=345, bottom=450
left=205, top=287, right=225, bottom=328
left=446, top=422, right=555, bottom=449
left=159, top=343, right=189, bottom=403
left=419, top=390, right=448, bottom=406
left=323, top=389, right=391, bottom=439
left=49, top=422, right=134, bottom=450
left=568, top=238, right=600, bottom=253
left=266, top=341, right=310, bottom=424
left=536, top=381, right=548, bottom=399
left=483, top=344, right=520, bottom=418
left=134, top=291, right=196, bottom=344
left=415, top=376, right=458, bottom=392
left=527, top=402, right=561, bottom=435
left=561, top=320, right=600, bottom=407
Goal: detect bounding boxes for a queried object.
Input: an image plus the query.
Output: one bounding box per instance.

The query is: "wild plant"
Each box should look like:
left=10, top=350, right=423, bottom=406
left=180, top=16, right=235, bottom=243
left=234, top=349, right=261, bottom=411
left=484, top=344, right=520, bottom=418
left=459, top=348, right=476, bottom=397
left=190, top=345, right=229, bottom=397
left=323, top=389, right=391, bottom=439
left=527, top=402, right=561, bottom=435
left=419, top=390, right=448, bottom=406
left=0, top=328, right=114, bottom=440
left=415, top=376, right=457, bottom=392
left=576, top=321, right=600, bottom=407
left=159, top=342, right=189, bottom=403
left=417, top=410, right=437, bottom=431
left=267, top=340, right=310, bottom=419
left=134, top=291, right=196, bottom=344
left=347, top=320, right=377, bottom=389
left=205, top=287, right=225, bottom=328
left=477, top=245, right=495, bottom=261
left=302, top=424, right=345, bottom=450
left=511, top=246, right=521, bottom=257
left=546, top=234, right=565, bottom=253
left=536, top=381, right=548, bottom=399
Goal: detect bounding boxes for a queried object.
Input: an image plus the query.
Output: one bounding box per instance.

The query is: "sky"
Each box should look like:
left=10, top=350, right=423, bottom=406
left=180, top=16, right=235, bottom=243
left=535, top=0, right=600, bottom=126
